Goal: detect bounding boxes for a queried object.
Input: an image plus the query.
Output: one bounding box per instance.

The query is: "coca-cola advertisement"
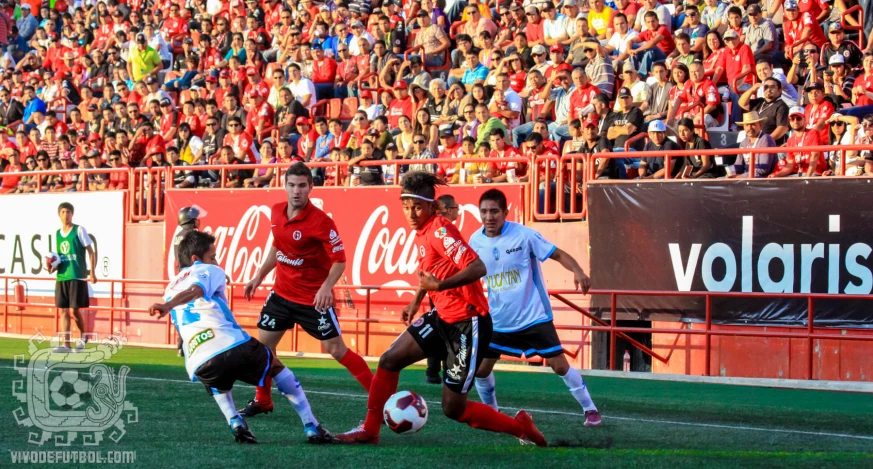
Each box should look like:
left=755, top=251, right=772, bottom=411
left=164, top=186, right=524, bottom=311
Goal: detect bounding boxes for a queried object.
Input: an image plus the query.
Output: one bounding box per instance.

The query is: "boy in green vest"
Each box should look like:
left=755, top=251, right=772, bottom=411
left=46, top=202, right=97, bottom=353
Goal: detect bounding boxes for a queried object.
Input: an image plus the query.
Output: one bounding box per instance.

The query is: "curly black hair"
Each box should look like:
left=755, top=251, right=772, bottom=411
left=400, top=171, right=446, bottom=201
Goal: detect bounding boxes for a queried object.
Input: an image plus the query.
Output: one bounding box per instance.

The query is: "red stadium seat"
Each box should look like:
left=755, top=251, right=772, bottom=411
left=339, top=98, right=358, bottom=122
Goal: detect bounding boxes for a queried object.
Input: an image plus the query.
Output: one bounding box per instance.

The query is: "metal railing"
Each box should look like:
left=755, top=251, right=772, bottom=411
left=3, top=275, right=872, bottom=379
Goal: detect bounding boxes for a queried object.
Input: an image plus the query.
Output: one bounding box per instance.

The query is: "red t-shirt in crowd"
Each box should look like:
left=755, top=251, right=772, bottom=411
left=569, top=84, right=601, bottom=120
left=638, top=26, right=674, bottom=55
left=311, top=58, right=338, bottom=84
left=488, top=144, right=526, bottom=178
left=414, top=214, right=488, bottom=323
left=525, top=20, right=544, bottom=44
left=717, top=44, right=755, bottom=86
left=387, top=96, right=413, bottom=128
left=804, top=100, right=834, bottom=146
left=785, top=130, right=827, bottom=175
left=270, top=201, right=346, bottom=305
left=853, top=73, right=873, bottom=107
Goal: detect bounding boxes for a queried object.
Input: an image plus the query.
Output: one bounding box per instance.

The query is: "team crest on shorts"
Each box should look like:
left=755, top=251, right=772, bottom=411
left=293, top=230, right=302, bottom=240
left=412, top=317, right=424, bottom=327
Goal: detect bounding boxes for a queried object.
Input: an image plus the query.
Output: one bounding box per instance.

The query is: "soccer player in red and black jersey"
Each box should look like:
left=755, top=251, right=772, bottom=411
left=239, top=162, right=373, bottom=417
left=334, top=172, right=546, bottom=446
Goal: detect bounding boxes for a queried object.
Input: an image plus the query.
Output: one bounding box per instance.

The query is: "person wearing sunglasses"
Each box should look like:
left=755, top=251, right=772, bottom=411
left=824, top=113, right=863, bottom=176
left=769, top=107, right=825, bottom=178
left=222, top=115, right=260, bottom=164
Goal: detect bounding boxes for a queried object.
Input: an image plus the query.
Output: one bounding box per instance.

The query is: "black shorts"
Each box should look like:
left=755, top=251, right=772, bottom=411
left=258, top=291, right=341, bottom=340
left=484, top=321, right=563, bottom=359
left=408, top=311, right=492, bottom=394
left=55, top=279, right=89, bottom=309
left=195, top=337, right=272, bottom=395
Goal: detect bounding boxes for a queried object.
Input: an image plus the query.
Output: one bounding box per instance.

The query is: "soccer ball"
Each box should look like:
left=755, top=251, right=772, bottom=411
left=383, top=391, right=428, bottom=434
left=49, top=370, right=89, bottom=409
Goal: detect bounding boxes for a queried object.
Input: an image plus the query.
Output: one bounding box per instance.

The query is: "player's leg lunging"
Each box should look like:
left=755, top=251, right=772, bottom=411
left=324, top=335, right=374, bottom=391
left=241, top=329, right=284, bottom=416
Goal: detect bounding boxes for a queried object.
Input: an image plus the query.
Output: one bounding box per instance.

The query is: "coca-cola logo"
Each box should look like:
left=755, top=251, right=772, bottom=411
left=166, top=204, right=275, bottom=284
left=351, top=203, right=483, bottom=297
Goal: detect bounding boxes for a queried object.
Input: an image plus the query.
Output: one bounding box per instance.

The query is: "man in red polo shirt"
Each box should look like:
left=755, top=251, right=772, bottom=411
left=771, top=106, right=826, bottom=178
left=437, top=128, right=463, bottom=181
left=803, top=82, right=834, bottom=145
left=568, top=69, right=601, bottom=121
left=223, top=116, right=260, bottom=163
left=246, top=88, right=274, bottom=143
left=688, top=62, right=720, bottom=127
left=239, top=162, right=373, bottom=418
left=544, top=45, right=572, bottom=82
left=524, top=6, right=545, bottom=46
left=244, top=67, right=270, bottom=106
left=783, top=0, right=827, bottom=57
left=387, top=81, right=413, bottom=129
left=311, top=47, right=338, bottom=100
left=487, top=128, right=526, bottom=181
left=295, top=117, right=318, bottom=160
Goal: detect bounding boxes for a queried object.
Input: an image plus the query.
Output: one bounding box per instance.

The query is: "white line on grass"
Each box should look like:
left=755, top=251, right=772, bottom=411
left=4, top=365, right=872, bottom=442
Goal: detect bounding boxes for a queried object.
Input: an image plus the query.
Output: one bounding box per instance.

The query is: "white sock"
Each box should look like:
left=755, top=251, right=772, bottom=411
left=560, top=368, right=598, bottom=412
left=475, top=373, right=499, bottom=411
left=274, top=368, right=318, bottom=427
left=213, top=392, right=241, bottom=425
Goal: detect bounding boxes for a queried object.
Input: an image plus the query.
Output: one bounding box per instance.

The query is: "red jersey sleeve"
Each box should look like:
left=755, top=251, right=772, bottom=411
left=318, top=216, right=347, bottom=264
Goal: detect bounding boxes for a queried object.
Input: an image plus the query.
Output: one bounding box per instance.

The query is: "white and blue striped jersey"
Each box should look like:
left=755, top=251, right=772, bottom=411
left=469, top=222, right=557, bottom=333
left=162, top=261, right=250, bottom=380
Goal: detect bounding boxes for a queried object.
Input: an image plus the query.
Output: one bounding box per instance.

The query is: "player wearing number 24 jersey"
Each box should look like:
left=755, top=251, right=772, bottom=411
left=334, top=172, right=547, bottom=447
left=468, top=189, right=601, bottom=427
left=240, top=163, right=373, bottom=418
left=151, top=231, right=332, bottom=444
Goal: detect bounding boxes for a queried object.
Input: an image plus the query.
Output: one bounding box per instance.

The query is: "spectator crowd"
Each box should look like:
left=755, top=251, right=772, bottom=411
left=2, top=0, right=873, bottom=197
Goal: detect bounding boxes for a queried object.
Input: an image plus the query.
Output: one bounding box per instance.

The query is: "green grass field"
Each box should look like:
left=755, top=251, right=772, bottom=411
left=1, top=337, right=872, bottom=468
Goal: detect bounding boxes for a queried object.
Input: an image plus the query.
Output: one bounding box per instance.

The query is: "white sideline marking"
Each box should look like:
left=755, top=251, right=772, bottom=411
left=3, top=365, right=872, bottom=442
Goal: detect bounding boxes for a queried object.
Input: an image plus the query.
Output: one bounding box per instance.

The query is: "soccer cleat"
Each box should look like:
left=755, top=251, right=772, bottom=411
left=304, top=423, right=334, bottom=444
left=514, top=410, right=548, bottom=448
left=238, top=399, right=274, bottom=418
left=584, top=410, right=602, bottom=427
left=425, top=374, right=441, bottom=385
left=230, top=417, right=258, bottom=444
left=332, top=425, right=379, bottom=445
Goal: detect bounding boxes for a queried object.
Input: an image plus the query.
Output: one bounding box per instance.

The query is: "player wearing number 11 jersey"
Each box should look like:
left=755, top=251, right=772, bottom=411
left=150, top=231, right=332, bottom=444
left=469, top=189, right=601, bottom=427
left=334, top=172, right=547, bottom=446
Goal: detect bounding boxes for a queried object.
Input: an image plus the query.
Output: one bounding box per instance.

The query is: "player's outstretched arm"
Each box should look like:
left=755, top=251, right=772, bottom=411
left=149, top=284, right=206, bottom=319
left=419, top=258, right=487, bottom=292
left=244, top=245, right=278, bottom=300
left=549, top=248, right=591, bottom=294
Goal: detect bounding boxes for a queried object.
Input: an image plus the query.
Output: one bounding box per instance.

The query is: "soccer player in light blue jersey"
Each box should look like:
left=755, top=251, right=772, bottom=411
left=149, top=230, right=334, bottom=444
left=469, top=189, right=602, bottom=427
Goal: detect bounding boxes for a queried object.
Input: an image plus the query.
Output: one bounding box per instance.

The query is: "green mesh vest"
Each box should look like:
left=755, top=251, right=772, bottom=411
left=56, top=225, right=87, bottom=281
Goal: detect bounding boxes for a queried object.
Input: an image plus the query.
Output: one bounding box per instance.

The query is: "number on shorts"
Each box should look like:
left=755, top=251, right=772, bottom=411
left=418, top=323, right=433, bottom=338
left=260, top=314, right=276, bottom=329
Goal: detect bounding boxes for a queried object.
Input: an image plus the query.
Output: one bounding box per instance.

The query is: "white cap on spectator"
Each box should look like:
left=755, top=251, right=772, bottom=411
left=648, top=120, right=667, bottom=132
left=829, top=54, right=845, bottom=65
left=788, top=106, right=805, bottom=117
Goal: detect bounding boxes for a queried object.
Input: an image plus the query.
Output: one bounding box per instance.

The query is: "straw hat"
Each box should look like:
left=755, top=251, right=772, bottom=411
left=736, top=111, right=765, bottom=125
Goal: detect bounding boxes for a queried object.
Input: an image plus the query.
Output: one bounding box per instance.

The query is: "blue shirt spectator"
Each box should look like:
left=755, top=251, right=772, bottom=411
left=314, top=132, right=334, bottom=160
left=23, top=95, right=46, bottom=125
left=16, top=6, right=37, bottom=41
left=461, top=60, right=488, bottom=86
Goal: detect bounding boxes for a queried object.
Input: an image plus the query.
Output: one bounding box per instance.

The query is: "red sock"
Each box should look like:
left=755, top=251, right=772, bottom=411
left=362, top=368, right=399, bottom=435
left=339, top=350, right=374, bottom=391
left=458, top=401, right=524, bottom=438
left=255, top=376, right=272, bottom=404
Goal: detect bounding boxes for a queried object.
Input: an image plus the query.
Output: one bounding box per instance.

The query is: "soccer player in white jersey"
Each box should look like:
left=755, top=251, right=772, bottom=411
left=149, top=230, right=334, bottom=444
left=469, top=189, right=602, bottom=427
